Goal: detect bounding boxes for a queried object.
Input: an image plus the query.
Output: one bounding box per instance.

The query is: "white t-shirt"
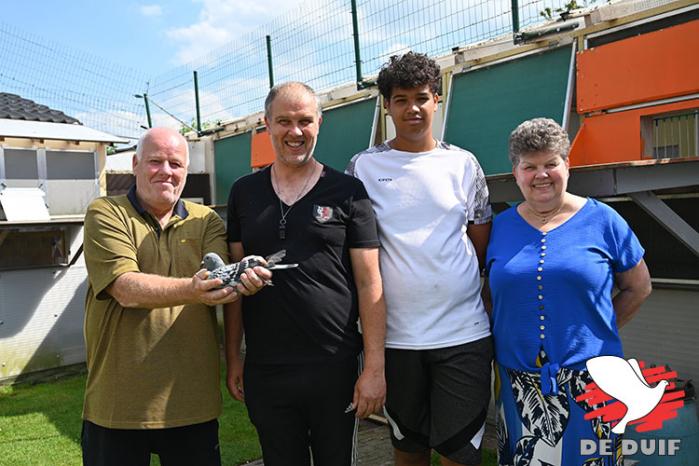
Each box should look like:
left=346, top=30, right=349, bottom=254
left=347, top=141, right=492, bottom=349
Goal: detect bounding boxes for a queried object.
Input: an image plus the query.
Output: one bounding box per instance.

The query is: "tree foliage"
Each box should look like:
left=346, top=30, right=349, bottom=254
left=540, top=1, right=608, bottom=20
left=179, top=118, right=222, bottom=135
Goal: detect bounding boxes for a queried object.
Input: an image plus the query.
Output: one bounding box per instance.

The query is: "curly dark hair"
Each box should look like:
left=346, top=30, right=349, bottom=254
left=377, top=52, right=441, bottom=100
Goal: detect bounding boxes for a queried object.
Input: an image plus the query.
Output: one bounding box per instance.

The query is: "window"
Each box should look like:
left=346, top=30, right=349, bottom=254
left=0, top=227, right=68, bottom=269
left=4, top=149, right=38, bottom=179
left=643, top=111, right=699, bottom=159
left=46, top=151, right=95, bottom=179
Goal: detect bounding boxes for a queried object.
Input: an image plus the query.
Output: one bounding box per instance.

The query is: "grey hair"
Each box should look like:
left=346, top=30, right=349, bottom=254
left=508, top=118, right=570, bottom=166
left=135, top=127, right=189, bottom=161
left=264, top=82, right=322, bottom=119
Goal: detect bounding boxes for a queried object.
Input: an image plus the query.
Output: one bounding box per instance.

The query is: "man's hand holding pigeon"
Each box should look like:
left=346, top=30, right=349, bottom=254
left=231, top=255, right=271, bottom=296
left=195, top=255, right=272, bottom=303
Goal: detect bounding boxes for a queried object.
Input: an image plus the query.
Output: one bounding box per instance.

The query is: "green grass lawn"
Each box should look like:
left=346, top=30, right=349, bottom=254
left=0, top=372, right=261, bottom=466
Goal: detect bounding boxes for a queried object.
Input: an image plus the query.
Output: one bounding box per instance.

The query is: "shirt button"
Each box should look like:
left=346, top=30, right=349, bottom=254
left=537, top=276, right=542, bottom=281
left=540, top=334, right=546, bottom=339
left=542, top=231, right=547, bottom=236
left=540, top=315, right=545, bottom=320
left=538, top=285, right=543, bottom=290
left=539, top=305, right=544, bottom=310
left=537, top=267, right=543, bottom=272
left=540, top=325, right=545, bottom=330
left=539, top=259, right=545, bottom=264
left=541, top=245, right=547, bottom=250
left=541, top=252, right=546, bottom=257
left=538, top=295, right=544, bottom=300
left=541, top=238, right=546, bottom=243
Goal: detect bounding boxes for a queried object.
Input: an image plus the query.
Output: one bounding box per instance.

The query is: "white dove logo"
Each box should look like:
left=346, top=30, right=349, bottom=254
left=586, top=356, right=669, bottom=434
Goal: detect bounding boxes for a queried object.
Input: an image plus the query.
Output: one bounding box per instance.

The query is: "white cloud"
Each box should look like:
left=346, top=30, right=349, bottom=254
left=155, top=0, right=525, bottom=114
left=73, top=110, right=145, bottom=141
left=166, top=0, right=308, bottom=66
left=139, top=4, right=163, bottom=17
left=166, top=22, right=230, bottom=65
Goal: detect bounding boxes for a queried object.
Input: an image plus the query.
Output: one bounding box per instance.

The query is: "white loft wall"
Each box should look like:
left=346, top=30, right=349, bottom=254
left=0, top=256, right=88, bottom=381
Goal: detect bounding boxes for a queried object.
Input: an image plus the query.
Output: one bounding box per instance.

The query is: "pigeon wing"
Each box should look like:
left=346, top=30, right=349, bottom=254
left=212, top=262, right=243, bottom=287
left=627, top=358, right=650, bottom=388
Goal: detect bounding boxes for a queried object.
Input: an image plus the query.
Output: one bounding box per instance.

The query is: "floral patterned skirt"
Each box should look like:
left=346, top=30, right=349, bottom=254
left=495, top=362, right=622, bottom=466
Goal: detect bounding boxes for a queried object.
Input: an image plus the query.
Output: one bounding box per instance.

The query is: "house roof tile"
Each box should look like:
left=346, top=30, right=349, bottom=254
left=0, top=92, right=80, bottom=124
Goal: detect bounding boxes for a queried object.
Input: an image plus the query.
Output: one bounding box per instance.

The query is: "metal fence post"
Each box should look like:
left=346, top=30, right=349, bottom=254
left=511, top=0, right=520, bottom=34
left=143, top=93, right=153, bottom=128
left=350, top=0, right=364, bottom=89
left=266, top=35, right=274, bottom=89
left=193, top=71, right=201, bottom=133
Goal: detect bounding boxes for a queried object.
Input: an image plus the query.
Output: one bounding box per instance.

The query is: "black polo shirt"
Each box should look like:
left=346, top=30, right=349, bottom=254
left=227, top=165, right=380, bottom=364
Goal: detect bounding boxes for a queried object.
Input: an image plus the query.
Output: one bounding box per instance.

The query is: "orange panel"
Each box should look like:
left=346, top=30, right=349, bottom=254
left=570, top=112, right=641, bottom=165
left=577, top=19, right=699, bottom=113
left=251, top=129, right=275, bottom=168
left=569, top=99, right=699, bottom=167
left=568, top=123, right=587, bottom=166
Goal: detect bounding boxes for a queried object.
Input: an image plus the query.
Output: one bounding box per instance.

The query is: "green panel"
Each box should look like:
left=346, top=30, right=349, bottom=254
left=314, top=97, right=377, bottom=171
left=214, top=131, right=252, bottom=204
left=444, top=46, right=572, bottom=175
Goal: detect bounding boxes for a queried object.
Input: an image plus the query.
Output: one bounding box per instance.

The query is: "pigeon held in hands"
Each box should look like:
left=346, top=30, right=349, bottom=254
left=201, top=249, right=298, bottom=289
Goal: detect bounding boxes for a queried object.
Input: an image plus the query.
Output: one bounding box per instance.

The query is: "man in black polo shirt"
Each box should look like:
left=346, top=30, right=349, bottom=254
left=225, top=82, right=387, bottom=466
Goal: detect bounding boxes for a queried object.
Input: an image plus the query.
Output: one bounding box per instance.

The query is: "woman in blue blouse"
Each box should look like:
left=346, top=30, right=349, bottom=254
left=485, top=118, right=652, bottom=466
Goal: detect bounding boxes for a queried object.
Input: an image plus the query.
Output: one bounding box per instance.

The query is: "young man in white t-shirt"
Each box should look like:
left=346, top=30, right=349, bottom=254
left=347, top=52, right=493, bottom=466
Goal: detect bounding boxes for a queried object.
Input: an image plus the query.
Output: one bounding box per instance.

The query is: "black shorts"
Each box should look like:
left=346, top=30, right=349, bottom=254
left=81, top=419, right=220, bottom=466
left=384, top=336, right=493, bottom=464
left=244, top=357, right=359, bottom=466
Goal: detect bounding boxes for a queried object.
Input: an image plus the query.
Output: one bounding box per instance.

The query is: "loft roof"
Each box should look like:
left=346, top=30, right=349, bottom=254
left=0, top=92, right=80, bottom=124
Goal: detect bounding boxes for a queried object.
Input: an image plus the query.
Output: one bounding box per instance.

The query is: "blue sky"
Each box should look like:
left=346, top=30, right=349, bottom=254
left=1, top=0, right=550, bottom=138
left=3, top=0, right=305, bottom=76
left=1, top=0, right=309, bottom=137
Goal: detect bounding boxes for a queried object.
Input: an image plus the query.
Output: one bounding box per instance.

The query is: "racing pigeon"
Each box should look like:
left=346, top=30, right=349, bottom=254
left=201, top=249, right=298, bottom=289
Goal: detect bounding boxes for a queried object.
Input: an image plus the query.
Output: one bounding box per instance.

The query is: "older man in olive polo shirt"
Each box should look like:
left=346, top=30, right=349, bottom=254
left=81, top=127, right=270, bottom=466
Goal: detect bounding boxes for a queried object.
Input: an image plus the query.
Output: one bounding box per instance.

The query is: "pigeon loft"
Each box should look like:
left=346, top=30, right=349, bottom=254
left=0, top=94, right=126, bottom=382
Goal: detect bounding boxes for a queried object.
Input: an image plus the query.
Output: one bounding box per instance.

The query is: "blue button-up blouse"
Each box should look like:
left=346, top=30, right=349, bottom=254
left=486, top=199, right=645, bottom=394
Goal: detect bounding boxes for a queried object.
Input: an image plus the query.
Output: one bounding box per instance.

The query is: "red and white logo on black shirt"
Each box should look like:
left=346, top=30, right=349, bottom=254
left=313, top=205, right=333, bottom=223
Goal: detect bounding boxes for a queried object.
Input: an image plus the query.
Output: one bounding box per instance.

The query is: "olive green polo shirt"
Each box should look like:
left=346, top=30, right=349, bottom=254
left=82, top=188, right=229, bottom=429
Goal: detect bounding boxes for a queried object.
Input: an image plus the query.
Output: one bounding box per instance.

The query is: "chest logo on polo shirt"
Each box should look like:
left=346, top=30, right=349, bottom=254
left=313, top=205, right=333, bottom=223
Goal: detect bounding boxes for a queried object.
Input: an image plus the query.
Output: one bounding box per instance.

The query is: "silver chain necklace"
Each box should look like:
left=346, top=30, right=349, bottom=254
left=271, top=162, right=318, bottom=240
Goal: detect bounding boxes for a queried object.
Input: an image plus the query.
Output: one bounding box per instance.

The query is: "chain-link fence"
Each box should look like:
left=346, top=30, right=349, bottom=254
left=0, top=22, right=148, bottom=141
left=1, top=0, right=574, bottom=140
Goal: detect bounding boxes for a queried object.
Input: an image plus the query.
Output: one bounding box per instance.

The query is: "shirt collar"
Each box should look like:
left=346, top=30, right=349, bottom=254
left=127, top=185, right=189, bottom=221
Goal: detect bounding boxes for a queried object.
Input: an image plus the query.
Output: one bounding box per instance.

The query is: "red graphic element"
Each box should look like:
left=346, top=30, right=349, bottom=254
left=576, top=361, right=685, bottom=433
